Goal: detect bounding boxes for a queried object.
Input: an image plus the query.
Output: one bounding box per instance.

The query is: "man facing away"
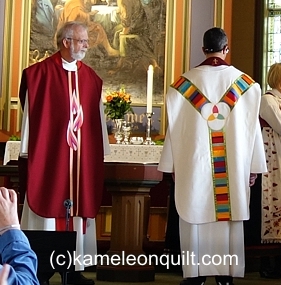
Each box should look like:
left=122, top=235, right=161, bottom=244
left=158, top=27, right=267, bottom=285
left=19, top=21, right=110, bottom=285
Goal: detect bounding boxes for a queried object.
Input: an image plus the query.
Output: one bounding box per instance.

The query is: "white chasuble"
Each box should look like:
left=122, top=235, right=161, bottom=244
left=159, top=65, right=267, bottom=224
left=158, top=64, right=267, bottom=277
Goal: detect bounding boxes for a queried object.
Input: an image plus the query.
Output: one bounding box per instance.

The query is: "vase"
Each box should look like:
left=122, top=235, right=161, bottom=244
left=122, top=121, right=132, bottom=144
left=113, top=119, right=124, bottom=144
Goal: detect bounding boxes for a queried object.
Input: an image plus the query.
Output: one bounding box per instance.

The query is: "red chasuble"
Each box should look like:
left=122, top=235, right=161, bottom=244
left=19, top=52, right=104, bottom=219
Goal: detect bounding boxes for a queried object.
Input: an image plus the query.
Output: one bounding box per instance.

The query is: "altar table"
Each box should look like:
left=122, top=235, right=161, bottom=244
left=3, top=140, right=164, bottom=282
left=3, top=141, right=163, bottom=165
left=3, top=141, right=21, bottom=165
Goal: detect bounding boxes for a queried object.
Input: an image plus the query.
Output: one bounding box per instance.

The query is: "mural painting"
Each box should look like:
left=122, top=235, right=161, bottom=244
left=29, top=0, right=166, bottom=105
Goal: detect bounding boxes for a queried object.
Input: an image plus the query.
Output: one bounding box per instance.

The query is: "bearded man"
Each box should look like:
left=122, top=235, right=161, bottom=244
left=19, top=21, right=110, bottom=285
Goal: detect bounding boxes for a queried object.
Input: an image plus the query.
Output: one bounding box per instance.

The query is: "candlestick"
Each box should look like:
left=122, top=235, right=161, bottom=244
left=146, top=65, right=154, bottom=114
left=143, top=112, right=155, bottom=145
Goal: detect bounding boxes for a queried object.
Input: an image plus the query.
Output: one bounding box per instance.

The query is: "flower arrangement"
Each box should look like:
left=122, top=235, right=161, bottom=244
left=104, top=86, right=134, bottom=119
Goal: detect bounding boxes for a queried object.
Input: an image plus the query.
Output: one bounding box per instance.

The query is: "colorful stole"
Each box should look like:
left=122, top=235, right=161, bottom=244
left=171, top=73, right=254, bottom=221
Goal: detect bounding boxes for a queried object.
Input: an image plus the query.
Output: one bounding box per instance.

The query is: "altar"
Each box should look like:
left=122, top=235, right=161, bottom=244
left=3, top=141, right=163, bottom=165
left=3, top=140, right=164, bottom=282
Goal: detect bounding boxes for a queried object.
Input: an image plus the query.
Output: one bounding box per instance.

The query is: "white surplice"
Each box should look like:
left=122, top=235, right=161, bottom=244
left=158, top=64, right=267, bottom=277
left=259, top=89, right=281, bottom=243
left=20, top=58, right=110, bottom=271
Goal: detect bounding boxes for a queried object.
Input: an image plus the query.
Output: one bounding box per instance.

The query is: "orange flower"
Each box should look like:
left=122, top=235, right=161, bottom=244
left=124, top=94, right=131, bottom=102
left=106, top=95, right=113, bottom=102
left=104, top=87, right=134, bottom=119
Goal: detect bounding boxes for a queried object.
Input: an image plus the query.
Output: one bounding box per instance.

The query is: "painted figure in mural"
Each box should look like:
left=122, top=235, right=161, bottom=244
left=19, top=21, right=110, bottom=285
left=158, top=27, right=267, bottom=285
left=34, top=0, right=54, bottom=31
left=56, top=0, right=119, bottom=56
left=30, top=0, right=57, bottom=54
left=108, top=0, right=161, bottom=75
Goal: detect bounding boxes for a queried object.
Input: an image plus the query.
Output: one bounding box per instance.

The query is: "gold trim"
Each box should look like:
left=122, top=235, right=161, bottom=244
left=162, top=0, right=191, bottom=134
left=17, top=1, right=31, bottom=132
left=164, top=0, right=175, bottom=94
left=1, top=1, right=13, bottom=131
left=214, top=0, right=224, bottom=28
left=21, top=1, right=32, bottom=70
left=162, top=0, right=175, bottom=134
left=1, top=1, right=31, bottom=132
left=262, top=1, right=269, bottom=93
left=182, top=0, right=191, bottom=72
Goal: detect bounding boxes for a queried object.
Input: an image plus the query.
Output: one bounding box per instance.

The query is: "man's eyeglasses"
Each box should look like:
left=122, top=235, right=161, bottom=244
left=66, top=38, right=89, bottom=45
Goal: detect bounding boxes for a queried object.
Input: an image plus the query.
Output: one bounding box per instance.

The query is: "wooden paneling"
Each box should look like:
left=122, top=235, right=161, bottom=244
left=231, top=0, right=256, bottom=77
left=147, top=207, right=167, bottom=241
left=96, top=206, right=167, bottom=243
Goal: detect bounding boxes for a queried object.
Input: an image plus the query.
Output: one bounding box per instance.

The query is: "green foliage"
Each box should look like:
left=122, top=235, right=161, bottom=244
left=9, top=135, right=21, bottom=141
left=154, top=138, right=164, bottom=145
left=104, top=88, right=134, bottom=119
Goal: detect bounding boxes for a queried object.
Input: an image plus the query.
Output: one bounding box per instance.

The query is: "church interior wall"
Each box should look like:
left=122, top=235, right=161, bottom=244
left=0, top=0, right=234, bottom=137
left=231, top=0, right=256, bottom=79
left=0, top=0, right=260, bottom=247
left=189, top=0, right=215, bottom=69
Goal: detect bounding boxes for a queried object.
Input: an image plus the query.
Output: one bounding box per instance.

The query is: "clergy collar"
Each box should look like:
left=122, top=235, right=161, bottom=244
left=62, top=58, right=78, bottom=71
left=198, top=57, right=229, bottom=67
left=51, top=52, right=82, bottom=70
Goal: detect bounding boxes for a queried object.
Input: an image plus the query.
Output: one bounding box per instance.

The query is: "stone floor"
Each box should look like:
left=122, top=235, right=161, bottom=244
left=49, top=271, right=281, bottom=285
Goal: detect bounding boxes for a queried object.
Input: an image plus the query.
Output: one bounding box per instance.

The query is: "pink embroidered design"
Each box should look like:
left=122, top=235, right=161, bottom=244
left=67, top=90, right=84, bottom=151
left=73, top=105, right=84, bottom=132
left=71, top=90, right=79, bottom=115
left=67, top=122, right=78, bottom=151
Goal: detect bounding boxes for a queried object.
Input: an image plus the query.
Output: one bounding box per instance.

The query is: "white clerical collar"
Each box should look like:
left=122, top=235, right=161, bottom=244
left=62, top=58, right=77, bottom=71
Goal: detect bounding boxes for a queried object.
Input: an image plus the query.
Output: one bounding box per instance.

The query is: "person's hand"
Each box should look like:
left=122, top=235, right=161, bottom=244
left=0, top=264, right=10, bottom=285
left=249, top=173, right=257, bottom=187
left=0, top=187, right=19, bottom=228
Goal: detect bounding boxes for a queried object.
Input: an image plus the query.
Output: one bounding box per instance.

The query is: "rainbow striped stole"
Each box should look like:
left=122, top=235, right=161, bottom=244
left=220, top=74, right=255, bottom=110
left=172, top=76, right=208, bottom=112
left=211, top=130, right=230, bottom=221
left=171, top=74, right=254, bottom=221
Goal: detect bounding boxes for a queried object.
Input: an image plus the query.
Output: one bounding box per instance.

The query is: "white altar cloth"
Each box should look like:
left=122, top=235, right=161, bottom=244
left=3, top=141, right=21, bottom=165
left=3, top=141, right=163, bottom=165
left=104, top=144, right=162, bottom=163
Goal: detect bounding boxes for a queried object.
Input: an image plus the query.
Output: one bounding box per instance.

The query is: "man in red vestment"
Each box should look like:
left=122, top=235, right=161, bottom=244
left=19, top=21, right=110, bottom=285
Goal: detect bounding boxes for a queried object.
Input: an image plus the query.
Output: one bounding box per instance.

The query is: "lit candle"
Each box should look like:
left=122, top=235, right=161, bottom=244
left=146, top=65, right=154, bottom=113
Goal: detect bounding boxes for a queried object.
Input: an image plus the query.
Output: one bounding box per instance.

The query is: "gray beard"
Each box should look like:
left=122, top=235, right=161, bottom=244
left=71, top=50, right=86, bottom=61
left=70, top=45, right=86, bottom=60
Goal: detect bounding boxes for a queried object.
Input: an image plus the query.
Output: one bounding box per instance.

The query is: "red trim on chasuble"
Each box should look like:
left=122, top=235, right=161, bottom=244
left=171, top=73, right=254, bottom=221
